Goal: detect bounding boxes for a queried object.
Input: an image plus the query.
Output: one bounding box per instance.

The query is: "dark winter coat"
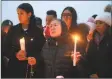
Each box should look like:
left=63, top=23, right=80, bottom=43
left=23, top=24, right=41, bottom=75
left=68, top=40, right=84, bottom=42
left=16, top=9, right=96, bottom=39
left=78, top=28, right=112, bottom=78
left=41, top=20, right=79, bottom=78
left=1, top=31, right=7, bottom=78
left=3, top=23, right=45, bottom=78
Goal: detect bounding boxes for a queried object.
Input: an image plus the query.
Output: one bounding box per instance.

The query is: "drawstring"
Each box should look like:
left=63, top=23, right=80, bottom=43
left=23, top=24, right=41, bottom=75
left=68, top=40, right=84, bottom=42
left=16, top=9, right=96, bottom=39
left=25, top=64, right=34, bottom=79
left=25, top=64, right=29, bottom=78
left=30, top=65, right=34, bottom=78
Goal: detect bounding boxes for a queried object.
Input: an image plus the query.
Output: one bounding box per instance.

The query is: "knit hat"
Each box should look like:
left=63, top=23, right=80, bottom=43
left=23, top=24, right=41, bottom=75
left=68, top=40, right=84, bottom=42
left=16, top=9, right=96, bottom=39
left=87, top=17, right=95, bottom=23
left=1, top=20, right=13, bottom=27
left=86, top=22, right=96, bottom=32
left=95, top=12, right=111, bottom=26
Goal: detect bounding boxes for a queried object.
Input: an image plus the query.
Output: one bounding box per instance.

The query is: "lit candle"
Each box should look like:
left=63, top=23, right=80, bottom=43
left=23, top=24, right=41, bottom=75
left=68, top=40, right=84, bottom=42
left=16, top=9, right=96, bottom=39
left=20, top=37, right=25, bottom=51
left=73, top=35, right=79, bottom=66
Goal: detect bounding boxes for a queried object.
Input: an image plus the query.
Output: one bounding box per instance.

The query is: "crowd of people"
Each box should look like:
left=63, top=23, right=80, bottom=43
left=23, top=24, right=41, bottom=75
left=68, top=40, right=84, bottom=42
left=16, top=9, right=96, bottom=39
left=1, top=3, right=112, bottom=78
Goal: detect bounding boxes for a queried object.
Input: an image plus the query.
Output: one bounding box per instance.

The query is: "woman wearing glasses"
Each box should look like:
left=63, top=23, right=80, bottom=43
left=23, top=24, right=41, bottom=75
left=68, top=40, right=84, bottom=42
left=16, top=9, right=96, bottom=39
left=61, top=6, right=78, bottom=35
left=61, top=7, right=89, bottom=77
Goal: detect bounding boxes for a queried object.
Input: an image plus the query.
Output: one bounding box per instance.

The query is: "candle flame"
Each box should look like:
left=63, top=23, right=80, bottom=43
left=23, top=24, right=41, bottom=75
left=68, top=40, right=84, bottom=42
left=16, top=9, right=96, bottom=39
left=73, top=35, right=80, bottom=41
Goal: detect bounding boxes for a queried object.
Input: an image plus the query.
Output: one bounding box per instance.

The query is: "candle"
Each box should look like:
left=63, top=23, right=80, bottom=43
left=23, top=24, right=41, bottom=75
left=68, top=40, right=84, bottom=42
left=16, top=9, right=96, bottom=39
left=20, top=37, right=25, bottom=51
left=73, top=35, right=79, bottom=66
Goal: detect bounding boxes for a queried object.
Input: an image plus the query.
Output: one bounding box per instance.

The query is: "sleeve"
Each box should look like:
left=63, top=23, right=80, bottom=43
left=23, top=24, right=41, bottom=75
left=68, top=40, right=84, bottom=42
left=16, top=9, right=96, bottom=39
left=36, top=29, right=46, bottom=55
left=107, top=36, right=112, bottom=77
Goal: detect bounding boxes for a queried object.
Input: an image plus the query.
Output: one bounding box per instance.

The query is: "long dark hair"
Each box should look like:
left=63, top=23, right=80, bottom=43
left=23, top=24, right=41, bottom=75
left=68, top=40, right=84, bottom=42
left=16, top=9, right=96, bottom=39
left=61, top=6, right=78, bottom=33
left=17, top=3, right=37, bottom=30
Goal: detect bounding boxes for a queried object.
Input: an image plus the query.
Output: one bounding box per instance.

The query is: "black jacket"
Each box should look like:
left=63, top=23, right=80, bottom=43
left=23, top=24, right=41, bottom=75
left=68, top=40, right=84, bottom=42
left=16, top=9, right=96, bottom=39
left=1, top=31, right=7, bottom=78
left=79, top=29, right=112, bottom=78
left=41, top=36, right=78, bottom=78
left=41, top=19, right=79, bottom=78
left=3, top=24, right=45, bottom=78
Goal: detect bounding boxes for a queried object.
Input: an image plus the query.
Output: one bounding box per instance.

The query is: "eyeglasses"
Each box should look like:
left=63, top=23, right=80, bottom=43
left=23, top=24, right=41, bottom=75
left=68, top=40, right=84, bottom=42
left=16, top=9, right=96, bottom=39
left=62, top=13, right=72, bottom=17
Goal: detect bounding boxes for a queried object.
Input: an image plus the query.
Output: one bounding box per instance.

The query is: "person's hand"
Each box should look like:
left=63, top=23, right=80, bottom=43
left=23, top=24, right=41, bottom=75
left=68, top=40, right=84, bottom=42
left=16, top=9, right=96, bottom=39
left=16, top=50, right=27, bottom=61
left=87, top=32, right=93, bottom=42
left=71, top=51, right=81, bottom=64
left=28, top=57, right=36, bottom=65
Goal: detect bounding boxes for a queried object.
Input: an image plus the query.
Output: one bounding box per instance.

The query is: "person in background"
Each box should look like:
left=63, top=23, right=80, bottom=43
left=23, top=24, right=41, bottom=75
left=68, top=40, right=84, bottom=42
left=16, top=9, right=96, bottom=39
left=77, top=23, right=90, bottom=54
left=86, top=22, right=96, bottom=42
left=78, top=12, right=112, bottom=78
left=84, top=22, right=96, bottom=53
left=1, top=19, right=13, bottom=78
left=1, top=20, right=13, bottom=34
left=87, top=14, right=97, bottom=23
left=3, top=3, right=45, bottom=78
left=61, top=6, right=78, bottom=35
left=104, top=4, right=112, bottom=13
left=86, top=16, right=96, bottom=53
left=35, top=17, right=43, bottom=31
left=104, top=4, right=112, bottom=36
left=43, top=10, right=57, bottom=39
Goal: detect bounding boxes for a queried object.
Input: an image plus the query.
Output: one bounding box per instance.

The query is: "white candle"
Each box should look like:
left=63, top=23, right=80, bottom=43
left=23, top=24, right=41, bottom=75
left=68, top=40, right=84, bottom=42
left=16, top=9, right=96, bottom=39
left=73, top=35, right=79, bottom=66
left=20, top=37, right=25, bottom=51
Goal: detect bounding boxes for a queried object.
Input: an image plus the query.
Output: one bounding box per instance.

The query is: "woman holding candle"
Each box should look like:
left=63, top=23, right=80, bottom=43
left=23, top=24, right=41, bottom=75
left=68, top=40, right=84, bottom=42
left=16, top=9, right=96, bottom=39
left=3, top=3, right=45, bottom=78
left=73, top=23, right=90, bottom=77
left=61, top=7, right=89, bottom=77
left=41, top=19, right=80, bottom=78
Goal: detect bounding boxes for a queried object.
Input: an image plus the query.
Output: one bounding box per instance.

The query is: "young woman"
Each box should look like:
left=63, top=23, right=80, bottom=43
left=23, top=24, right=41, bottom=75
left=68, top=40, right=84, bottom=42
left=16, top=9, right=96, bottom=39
left=3, top=3, right=45, bottom=78
left=79, top=13, right=112, bottom=78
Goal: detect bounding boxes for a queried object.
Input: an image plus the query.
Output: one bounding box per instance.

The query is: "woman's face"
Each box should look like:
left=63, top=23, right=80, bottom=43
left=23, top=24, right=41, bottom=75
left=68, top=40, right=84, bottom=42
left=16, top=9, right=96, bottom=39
left=17, top=8, right=31, bottom=24
left=50, top=20, right=62, bottom=38
left=95, top=20, right=108, bottom=35
left=62, top=10, right=72, bottom=29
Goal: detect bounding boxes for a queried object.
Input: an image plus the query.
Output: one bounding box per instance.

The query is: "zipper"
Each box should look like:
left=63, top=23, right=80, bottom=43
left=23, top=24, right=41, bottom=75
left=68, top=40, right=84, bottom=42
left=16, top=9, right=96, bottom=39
left=52, top=41, right=58, bottom=77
